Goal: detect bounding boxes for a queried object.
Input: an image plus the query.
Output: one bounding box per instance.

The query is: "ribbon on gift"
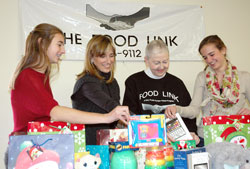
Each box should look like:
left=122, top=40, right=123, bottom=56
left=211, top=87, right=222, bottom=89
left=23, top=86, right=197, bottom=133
left=49, top=124, right=72, bottom=134
left=27, top=138, right=52, bottom=161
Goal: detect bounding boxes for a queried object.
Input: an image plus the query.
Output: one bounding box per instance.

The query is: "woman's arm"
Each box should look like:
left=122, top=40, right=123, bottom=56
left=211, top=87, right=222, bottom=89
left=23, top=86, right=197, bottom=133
left=166, top=72, right=205, bottom=119
left=50, top=105, right=130, bottom=125
left=177, top=72, right=205, bottom=118
left=237, top=71, right=250, bottom=115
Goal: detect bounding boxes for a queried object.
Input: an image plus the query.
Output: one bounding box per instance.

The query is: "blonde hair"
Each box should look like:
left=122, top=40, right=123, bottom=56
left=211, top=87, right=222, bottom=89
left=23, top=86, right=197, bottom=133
left=9, top=23, right=63, bottom=90
left=76, top=35, right=116, bottom=83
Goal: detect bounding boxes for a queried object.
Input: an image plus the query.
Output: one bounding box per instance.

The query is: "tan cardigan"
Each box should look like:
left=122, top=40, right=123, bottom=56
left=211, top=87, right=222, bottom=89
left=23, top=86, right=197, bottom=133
left=177, top=70, right=250, bottom=137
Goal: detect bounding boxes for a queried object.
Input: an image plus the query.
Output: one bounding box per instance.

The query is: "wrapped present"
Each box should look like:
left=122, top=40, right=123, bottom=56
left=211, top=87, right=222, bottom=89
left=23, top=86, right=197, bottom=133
left=86, top=145, right=109, bottom=169
left=128, top=114, right=167, bottom=148
left=96, top=128, right=128, bottom=145
left=174, top=147, right=206, bottom=169
left=28, top=121, right=86, bottom=152
left=8, top=134, right=74, bottom=169
left=203, top=115, right=250, bottom=148
left=171, top=140, right=196, bottom=150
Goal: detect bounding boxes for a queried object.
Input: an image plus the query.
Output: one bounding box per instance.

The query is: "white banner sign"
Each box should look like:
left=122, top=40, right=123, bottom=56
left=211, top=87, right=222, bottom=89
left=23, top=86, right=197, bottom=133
left=20, top=0, right=205, bottom=61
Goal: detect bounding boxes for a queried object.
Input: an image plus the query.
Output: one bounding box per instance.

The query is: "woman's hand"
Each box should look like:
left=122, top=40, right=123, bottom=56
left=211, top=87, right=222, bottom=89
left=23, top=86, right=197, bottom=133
left=167, top=134, right=175, bottom=143
left=165, top=105, right=177, bottom=119
left=190, top=132, right=200, bottom=145
left=108, top=106, right=130, bottom=125
left=237, top=108, right=250, bottom=115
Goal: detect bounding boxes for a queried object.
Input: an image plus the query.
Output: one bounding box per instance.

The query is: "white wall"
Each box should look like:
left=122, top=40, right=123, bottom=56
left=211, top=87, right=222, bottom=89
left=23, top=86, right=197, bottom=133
left=1, top=0, right=250, bottom=168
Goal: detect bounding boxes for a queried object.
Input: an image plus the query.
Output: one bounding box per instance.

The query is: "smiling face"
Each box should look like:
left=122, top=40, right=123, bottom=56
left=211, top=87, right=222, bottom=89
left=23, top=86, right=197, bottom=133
left=145, top=50, right=169, bottom=77
left=200, top=43, right=227, bottom=73
left=47, top=33, right=65, bottom=64
left=92, top=45, right=115, bottom=73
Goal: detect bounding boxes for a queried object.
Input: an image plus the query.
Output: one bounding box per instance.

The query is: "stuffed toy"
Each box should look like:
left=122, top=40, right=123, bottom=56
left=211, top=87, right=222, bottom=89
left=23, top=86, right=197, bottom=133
left=206, top=142, right=250, bottom=169
left=75, top=153, right=101, bottom=169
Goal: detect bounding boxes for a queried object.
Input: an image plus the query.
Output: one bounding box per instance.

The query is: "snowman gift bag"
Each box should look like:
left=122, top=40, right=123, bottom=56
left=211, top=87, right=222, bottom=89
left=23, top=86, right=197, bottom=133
left=8, top=134, right=75, bottom=169
left=203, top=115, right=250, bottom=148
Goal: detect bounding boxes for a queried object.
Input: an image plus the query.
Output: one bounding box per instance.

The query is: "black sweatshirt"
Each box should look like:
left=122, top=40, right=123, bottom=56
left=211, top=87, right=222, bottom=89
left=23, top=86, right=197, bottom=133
left=123, top=71, right=197, bottom=133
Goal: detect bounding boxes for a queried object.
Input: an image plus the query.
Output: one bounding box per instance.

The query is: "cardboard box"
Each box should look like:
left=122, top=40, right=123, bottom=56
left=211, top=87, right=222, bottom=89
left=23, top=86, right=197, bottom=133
left=171, top=140, right=196, bottom=150
left=174, top=147, right=206, bottom=169
left=166, top=113, right=193, bottom=141
left=128, top=114, right=167, bottom=148
left=188, top=152, right=210, bottom=169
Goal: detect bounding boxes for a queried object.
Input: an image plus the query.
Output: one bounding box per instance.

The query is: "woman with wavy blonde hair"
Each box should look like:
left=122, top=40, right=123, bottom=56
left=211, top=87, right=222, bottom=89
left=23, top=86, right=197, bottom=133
left=71, top=35, right=121, bottom=145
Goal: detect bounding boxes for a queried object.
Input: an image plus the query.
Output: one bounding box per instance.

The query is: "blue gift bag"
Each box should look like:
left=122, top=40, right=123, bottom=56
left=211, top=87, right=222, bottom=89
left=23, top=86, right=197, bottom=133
left=8, top=134, right=75, bottom=169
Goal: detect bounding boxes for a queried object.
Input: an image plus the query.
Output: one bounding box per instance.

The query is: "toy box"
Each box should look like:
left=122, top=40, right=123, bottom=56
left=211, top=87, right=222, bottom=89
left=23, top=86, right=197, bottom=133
left=188, top=152, right=210, bottom=169
left=171, top=140, right=196, bottom=150
left=174, top=147, right=206, bottom=169
left=128, top=114, right=167, bottom=147
left=165, top=113, right=193, bottom=141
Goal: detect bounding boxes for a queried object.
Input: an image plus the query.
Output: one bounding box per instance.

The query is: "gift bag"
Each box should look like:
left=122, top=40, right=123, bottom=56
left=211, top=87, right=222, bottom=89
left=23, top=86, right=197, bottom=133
left=8, top=134, right=74, bottom=169
left=86, top=145, right=109, bottom=169
left=203, top=115, right=250, bottom=148
left=28, top=121, right=86, bottom=152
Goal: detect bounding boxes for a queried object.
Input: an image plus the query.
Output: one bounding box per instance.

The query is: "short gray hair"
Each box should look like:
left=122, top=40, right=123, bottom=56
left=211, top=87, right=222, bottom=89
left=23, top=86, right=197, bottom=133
left=145, top=40, right=169, bottom=59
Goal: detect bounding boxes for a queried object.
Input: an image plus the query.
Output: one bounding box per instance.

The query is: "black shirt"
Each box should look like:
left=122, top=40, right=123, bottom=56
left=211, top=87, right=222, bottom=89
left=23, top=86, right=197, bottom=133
left=71, top=72, right=120, bottom=145
left=123, top=71, right=197, bottom=133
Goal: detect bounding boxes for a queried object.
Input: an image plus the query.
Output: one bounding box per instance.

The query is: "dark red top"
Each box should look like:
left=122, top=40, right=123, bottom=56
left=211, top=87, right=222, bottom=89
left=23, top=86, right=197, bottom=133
left=11, top=68, right=58, bottom=135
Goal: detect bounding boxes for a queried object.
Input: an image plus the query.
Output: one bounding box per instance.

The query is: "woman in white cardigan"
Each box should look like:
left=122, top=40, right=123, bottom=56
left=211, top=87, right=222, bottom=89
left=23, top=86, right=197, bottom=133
left=165, top=35, right=250, bottom=146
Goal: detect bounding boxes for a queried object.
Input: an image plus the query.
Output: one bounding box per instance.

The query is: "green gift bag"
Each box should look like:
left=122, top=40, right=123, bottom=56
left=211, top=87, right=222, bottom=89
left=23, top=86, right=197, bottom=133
left=203, top=115, right=250, bottom=148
